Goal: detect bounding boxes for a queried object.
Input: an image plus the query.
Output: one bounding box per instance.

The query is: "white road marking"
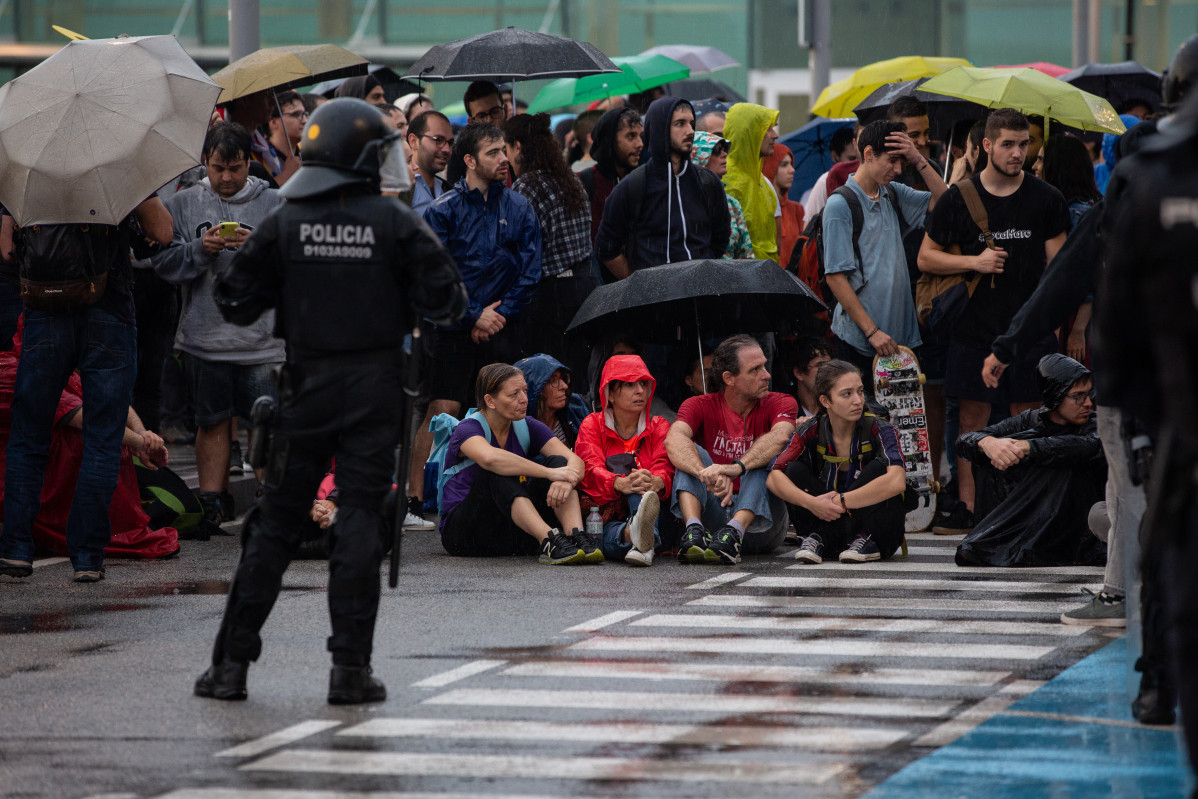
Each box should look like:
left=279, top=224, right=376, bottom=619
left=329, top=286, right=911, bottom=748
left=685, top=571, right=751, bottom=590
left=339, top=717, right=907, bottom=749
left=687, top=594, right=1079, bottom=614
left=561, top=610, right=643, bottom=632
left=31, top=557, right=70, bottom=569
left=786, top=561, right=1104, bottom=576
left=913, top=679, right=1043, bottom=747
left=410, top=659, right=506, bottom=688
left=776, top=545, right=951, bottom=559
left=242, top=748, right=847, bottom=784
left=630, top=613, right=1088, bottom=636
left=425, top=687, right=957, bottom=718
left=570, top=635, right=1055, bottom=660
left=155, top=790, right=623, bottom=799
left=743, top=576, right=1086, bottom=594
left=502, top=659, right=1008, bottom=687
left=215, top=720, right=341, bottom=758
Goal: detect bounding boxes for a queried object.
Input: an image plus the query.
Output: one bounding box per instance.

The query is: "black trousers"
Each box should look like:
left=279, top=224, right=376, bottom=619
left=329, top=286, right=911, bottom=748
left=440, top=455, right=567, bottom=557
left=132, top=269, right=178, bottom=433
left=211, top=361, right=401, bottom=668
left=519, top=270, right=596, bottom=380
left=781, top=457, right=906, bottom=558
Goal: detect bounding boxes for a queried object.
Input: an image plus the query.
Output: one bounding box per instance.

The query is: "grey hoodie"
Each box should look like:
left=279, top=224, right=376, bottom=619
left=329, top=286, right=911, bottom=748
left=153, top=176, right=285, bottom=364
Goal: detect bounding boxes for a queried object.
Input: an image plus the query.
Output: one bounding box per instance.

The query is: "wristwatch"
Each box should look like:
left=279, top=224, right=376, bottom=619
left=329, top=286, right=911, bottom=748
left=733, top=459, right=747, bottom=476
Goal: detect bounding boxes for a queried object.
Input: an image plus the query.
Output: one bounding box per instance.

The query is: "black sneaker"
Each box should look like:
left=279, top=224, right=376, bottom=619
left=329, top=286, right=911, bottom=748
left=932, top=503, right=973, bottom=535
left=705, top=526, right=742, bottom=565
left=839, top=533, right=881, bottom=563
left=539, top=529, right=586, bottom=565
left=198, top=491, right=224, bottom=529
left=570, top=528, right=605, bottom=564
left=328, top=665, right=387, bottom=705
left=229, top=440, right=244, bottom=476
left=794, top=534, right=825, bottom=564
left=194, top=659, right=249, bottom=701
left=677, top=523, right=710, bottom=563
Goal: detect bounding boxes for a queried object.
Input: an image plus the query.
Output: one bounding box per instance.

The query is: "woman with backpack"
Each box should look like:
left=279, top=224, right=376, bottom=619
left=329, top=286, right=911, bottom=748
left=766, top=360, right=908, bottom=564
left=438, top=363, right=602, bottom=565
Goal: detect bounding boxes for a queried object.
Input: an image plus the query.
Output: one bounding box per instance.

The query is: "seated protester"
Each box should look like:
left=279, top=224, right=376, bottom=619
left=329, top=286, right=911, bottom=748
left=683, top=350, right=717, bottom=397
left=788, top=336, right=833, bottom=422
left=575, top=355, right=674, bottom=566
left=666, top=335, right=797, bottom=563
left=587, top=336, right=679, bottom=421
left=767, top=360, right=907, bottom=564
left=955, top=354, right=1107, bottom=568
left=514, top=354, right=589, bottom=448
left=439, top=363, right=601, bottom=565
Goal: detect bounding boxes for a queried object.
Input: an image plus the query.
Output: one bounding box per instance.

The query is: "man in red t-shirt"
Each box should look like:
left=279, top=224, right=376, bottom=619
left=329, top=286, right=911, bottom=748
left=666, top=335, right=798, bottom=563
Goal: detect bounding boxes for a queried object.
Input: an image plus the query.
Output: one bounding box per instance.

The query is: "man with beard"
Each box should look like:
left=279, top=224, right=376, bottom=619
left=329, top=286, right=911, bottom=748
left=918, top=108, right=1069, bottom=534
left=577, top=107, right=644, bottom=244
left=407, top=110, right=453, bottom=215
left=594, top=97, right=730, bottom=278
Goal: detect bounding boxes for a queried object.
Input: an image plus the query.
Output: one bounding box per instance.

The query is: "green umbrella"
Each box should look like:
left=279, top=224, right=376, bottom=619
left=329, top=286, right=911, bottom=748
left=918, top=66, right=1126, bottom=139
left=528, top=54, right=690, bottom=113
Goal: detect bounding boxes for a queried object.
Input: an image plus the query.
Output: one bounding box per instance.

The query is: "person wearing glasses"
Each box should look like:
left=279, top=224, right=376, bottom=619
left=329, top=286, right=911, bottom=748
left=954, top=353, right=1106, bottom=568
left=264, top=90, right=306, bottom=173
left=515, top=354, right=588, bottom=449
left=407, top=110, right=454, bottom=215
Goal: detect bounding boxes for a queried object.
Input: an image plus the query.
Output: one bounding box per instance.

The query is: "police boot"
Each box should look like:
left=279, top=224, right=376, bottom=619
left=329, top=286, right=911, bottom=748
left=1132, top=669, right=1177, bottom=725
left=328, top=664, right=387, bottom=705
left=195, top=658, right=249, bottom=701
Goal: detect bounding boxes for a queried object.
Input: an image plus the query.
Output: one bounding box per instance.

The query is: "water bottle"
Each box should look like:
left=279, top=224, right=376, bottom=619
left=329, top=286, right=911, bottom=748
left=585, top=507, right=603, bottom=541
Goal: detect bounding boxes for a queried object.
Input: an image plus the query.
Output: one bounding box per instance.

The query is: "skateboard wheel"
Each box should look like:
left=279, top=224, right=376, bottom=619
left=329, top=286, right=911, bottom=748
left=879, top=378, right=890, bottom=389
left=917, top=373, right=926, bottom=385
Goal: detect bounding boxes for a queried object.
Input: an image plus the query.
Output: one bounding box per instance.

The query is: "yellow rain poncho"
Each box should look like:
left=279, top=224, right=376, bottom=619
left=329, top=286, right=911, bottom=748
left=723, top=103, right=780, bottom=263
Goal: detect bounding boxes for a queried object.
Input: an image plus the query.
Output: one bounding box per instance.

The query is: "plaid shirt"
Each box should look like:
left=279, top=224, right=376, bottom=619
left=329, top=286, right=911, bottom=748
left=512, top=170, right=592, bottom=278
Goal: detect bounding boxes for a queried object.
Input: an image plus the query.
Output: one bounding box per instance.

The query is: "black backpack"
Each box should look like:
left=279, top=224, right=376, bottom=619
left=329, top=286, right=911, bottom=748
left=15, top=223, right=128, bottom=311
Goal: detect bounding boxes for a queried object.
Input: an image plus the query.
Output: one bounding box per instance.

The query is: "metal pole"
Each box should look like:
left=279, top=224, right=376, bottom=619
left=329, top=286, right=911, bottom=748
left=809, top=0, right=831, bottom=109
left=1087, top=0, right=1101, bottom=64
left=1072, top=0, right=1090, bottom=67
left=229, top=0, right=260, bottom=63
left=1124, top=0, right=1134, bottom=62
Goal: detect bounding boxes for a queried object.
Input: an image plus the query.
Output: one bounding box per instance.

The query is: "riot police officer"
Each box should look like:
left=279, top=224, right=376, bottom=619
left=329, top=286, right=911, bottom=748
left=194, top=98, right=466, bottom=705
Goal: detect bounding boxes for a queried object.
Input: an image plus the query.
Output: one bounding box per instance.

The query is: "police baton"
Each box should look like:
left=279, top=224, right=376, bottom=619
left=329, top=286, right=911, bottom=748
left=390, top=327, right=422, bottom=588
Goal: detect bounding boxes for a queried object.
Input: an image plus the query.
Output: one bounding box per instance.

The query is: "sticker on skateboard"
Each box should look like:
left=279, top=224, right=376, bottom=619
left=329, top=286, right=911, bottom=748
left=873, top=345, right=939, bottom=533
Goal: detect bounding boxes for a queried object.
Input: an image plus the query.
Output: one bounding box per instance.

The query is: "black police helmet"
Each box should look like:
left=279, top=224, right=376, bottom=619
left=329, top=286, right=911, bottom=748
left=1036, top=353, right=1091, bottom=411
left=1163, top=34, right=1198, bottom=111
left=280, top=98, right=389, bottom=199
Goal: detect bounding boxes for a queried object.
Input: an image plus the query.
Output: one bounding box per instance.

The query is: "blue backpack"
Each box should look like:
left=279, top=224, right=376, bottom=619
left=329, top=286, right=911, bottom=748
left=430, top=410, right=531, bottom=515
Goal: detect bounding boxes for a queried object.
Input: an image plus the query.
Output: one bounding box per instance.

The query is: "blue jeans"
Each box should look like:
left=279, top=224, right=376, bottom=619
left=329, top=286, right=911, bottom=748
left=671, top=446, right=788, bottom=555
left=600, top=492, right=662, bottom=560
left=2, top=307, right=136, bottom=570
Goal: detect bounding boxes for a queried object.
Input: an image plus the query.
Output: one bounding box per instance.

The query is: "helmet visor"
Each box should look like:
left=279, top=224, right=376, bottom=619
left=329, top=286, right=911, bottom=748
left=378, top=131, right=413, bottom=193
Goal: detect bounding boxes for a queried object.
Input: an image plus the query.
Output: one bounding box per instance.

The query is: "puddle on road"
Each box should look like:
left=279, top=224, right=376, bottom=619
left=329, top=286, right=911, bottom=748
left=0, top=603, right=143, bottom=634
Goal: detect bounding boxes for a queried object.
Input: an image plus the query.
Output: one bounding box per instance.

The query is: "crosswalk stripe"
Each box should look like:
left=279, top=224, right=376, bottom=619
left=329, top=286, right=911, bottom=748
left=338, top=717, right=908, bottom=749
left=785, top=561, right=1103, bottom=576
left=742, top=576, right=1087, bottom=593
left=569, top=635, right=1056, bottom=660
left=425, top=688, right=959, bottom=718
left=31, top=557, right=70, bottom=569
left=561, top=610, right=643, bottom=632
left=411, top=660, right=507, bottom=688
left=155, top=791, right=621, bottom=799
left=629, top=613, right=1088, bottom=637
left=776, top=545, right=952, bottom=559
left=215, top=720, right=341, bottom=759
left=242, top=748, right=848, bottom=784
left=687, top=594, right=1081, bottom=614
left=500, top=660, right=1010, bottom=687
left=684, top=571, right=749, bottom=590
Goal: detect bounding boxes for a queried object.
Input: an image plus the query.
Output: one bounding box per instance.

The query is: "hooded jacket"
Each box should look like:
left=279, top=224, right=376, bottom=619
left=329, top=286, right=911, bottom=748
left=423, top=177, right=542, bottom=328
left=723, top=103, right=781, bottom=262
left=575, top=355, right=674, bottom=513
left=579, top=107, right=636, bottom=242
left=594, top=97, right=731, bottom=272
left=153, top=176, right=286, bottom=364
left=1094, top=114, right=1142, bottom=194
left=514, top=353, right=589, bottom=446
left=690, top=132, right=753, bottom=259
left=763, top=142, right=806, bottom=268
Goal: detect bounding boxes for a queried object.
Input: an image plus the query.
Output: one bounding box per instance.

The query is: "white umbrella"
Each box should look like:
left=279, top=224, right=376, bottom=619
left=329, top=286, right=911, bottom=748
left=0, top=34, right=221, bottom=227
left=639, top=44, right=739, bottom=75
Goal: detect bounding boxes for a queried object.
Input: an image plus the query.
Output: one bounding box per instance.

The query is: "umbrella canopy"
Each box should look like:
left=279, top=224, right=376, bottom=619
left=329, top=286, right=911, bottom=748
left=919, top=66, right=1126, bottom=135
left=852, top=76, right=988, bottom=138
left=403, top=27, right=619, bottom=82
left=778, top=117, right=853, bottom=202
left=307, top=64, right=423, bottom=100
left=0, top=34, right=221, bottom=227
left=639, top=44, right=739, bottom=75
left=212, top=44, right=368, bottom=104
left=566, top=259, right=826, bottom=341
left=1059, top=61, right=1162, bottom=114
left=665, top=77, right=748, bottom=104
left=812, top=56, right=971, bottom=118
left=995, top=61, right=1071, bottom=78
left=528, top=54, right=689, bottom=113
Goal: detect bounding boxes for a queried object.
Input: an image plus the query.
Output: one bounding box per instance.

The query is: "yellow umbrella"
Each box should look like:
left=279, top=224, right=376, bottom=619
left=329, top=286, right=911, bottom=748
left=812, top=56, right=971, bottom=118
left=211, top=44, right=368, bottom=105
left=918, top=66, right=1126, bottom=137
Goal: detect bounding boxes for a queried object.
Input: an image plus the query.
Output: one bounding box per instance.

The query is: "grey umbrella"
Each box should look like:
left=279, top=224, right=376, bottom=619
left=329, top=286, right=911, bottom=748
left=0, top=35, right=221, bottom=227
left=403, top=27, right=620, bottom=82
left=640, top=45, right=739, bottom=75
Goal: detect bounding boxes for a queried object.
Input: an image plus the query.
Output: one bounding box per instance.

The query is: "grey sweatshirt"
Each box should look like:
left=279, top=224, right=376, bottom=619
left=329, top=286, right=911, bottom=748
left=153, top=176, right=285, bottom=364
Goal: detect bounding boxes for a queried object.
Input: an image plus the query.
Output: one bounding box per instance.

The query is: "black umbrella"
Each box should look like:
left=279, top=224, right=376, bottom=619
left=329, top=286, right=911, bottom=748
left=1059, top=61, right=1161, bottom=114
left=852, top=77, right=987, bottom=140
left=403, top=27, right=620, bottom=82
left=566, top=259, right=826, bottom=346
left=665, top=78, right=747, bottom=104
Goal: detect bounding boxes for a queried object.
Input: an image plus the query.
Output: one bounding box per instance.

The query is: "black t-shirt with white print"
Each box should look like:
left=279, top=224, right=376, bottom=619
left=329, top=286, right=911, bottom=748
left=925, top=173, right=1069, bottom=346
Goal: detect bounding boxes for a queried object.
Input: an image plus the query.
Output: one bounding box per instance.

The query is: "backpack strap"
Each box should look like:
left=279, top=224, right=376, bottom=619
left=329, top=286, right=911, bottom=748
left=830, top=186, right=865, bottom=270
left=883, top=186, right=909, bottom=234
left=958, top=178, right=996, bottom=250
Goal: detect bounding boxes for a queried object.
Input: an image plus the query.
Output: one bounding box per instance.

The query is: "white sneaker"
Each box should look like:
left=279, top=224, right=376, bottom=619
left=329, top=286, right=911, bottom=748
left=624, top=492, right=658, bottom=566
left=403, top=511, right=436, bottom=531
left=625, top=547, right=654, bottom=566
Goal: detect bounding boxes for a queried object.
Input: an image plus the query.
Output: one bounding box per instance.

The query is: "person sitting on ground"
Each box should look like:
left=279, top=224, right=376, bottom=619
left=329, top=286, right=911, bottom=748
left=575, top=355, right=673, bottom=566
left=514, top=354, right=589, bottom=448
left=438, top=363, right=600, bottom=565
left=955, top=354, right=1107, bottom=567
left=767, top=360, right=908, bottom=564
left=666, top=335, right=797, bottom=563
left=788, top=336, right=833, bottom=422
left=689, top=131, right=753, bottom=259
left=683, top=350, right=717, bottom=397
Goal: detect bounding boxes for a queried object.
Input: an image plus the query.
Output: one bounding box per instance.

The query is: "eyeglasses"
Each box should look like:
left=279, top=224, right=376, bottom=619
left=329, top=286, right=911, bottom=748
left=1064, top=389, right=1095, bottom=404
left=421, top=134, right=455, bottom=149
left=281, top=110, right=308, bottom=120
left=549, top=373, right=571, bottom=387
left=713, top=139, right=731, bottom=155
left=472, top=105, right=506, bottom=123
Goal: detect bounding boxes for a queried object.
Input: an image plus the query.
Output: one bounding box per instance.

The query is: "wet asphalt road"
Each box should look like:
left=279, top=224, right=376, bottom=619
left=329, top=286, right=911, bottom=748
left=0, top=524, right=1118, bottom=799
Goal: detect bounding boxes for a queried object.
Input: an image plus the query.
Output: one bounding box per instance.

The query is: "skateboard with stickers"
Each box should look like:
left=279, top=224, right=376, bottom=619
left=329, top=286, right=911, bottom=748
left=873, top=345, right=940, bottom=533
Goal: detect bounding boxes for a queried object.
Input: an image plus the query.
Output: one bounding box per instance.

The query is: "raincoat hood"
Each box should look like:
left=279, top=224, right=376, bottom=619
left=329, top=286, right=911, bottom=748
left=591, top=107, right=638, bottom=181
left=334, top=74, right=381, bottom=100
left=1102, top=114, right=1142, bottom=165
left=723, top=102, right=780, bottom=261
left=689, top=131, right=724, bottom=169
left=1036, top=353, right=1092, bottom=411
left=598, top=355, right=656, bottom=432
left=643, top=96, right=694, bottom=172
left=514, top=353, right=571, bottom=412
left=762, top=142, right=792, bottom=183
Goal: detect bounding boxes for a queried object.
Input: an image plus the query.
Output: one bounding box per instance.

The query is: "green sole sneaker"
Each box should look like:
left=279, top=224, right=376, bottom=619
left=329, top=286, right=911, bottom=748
left=680, top=545, right=708, bottom=563
left=702, top=547, right=722, bottom=563
left=582, top=549, right=606, bottom=564
left=539, top=549, right=588, bottom=565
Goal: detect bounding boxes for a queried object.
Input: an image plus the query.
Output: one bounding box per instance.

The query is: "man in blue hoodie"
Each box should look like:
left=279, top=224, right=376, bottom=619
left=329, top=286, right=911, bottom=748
left=594, top=97, right=731, bottom=278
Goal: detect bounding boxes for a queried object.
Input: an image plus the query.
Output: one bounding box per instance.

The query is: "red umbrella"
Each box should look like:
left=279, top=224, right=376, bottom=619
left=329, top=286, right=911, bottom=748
left=995, top=62, right=1071, bottom=78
